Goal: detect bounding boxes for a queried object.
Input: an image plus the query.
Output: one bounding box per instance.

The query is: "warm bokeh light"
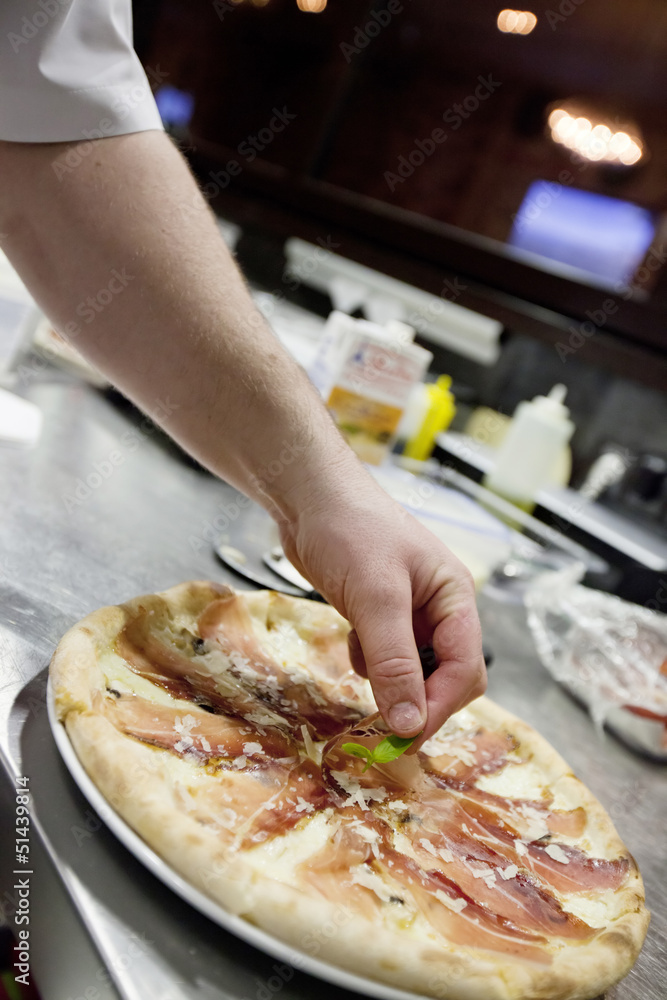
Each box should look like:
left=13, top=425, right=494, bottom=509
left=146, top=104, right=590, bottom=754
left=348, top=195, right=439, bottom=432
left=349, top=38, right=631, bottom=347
left=619, top=141, right=643, bottom=165
left=547, top=108, right=568, bottom=129
left=547, top=106, right=644, bottom=165
left=296, top=0, right=327, bottom=10
left=497, top=10, right=537, bottom=34
left=608, top=131, right=631, bottom=156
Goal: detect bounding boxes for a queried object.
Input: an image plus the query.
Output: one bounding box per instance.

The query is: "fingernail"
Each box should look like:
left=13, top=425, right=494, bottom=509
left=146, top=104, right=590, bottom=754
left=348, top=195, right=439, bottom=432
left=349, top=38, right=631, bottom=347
left=388, top=701, right=424, bottom=733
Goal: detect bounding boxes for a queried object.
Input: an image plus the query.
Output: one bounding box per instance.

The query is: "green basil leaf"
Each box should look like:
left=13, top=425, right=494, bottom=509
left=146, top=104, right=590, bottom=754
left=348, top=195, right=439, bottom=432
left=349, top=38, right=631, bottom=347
left=370, top=733, right=419, bottom=764
left=341, top=742, right=373, bottom=764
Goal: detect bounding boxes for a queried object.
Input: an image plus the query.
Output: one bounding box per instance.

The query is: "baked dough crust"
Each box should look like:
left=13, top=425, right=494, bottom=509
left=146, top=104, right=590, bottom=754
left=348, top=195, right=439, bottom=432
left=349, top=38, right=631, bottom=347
left=51, top=581, right=649, bottom=1000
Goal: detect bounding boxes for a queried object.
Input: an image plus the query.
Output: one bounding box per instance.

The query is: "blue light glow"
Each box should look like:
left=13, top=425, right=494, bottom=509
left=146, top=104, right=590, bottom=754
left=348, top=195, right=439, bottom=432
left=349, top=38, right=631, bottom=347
left=509, top=182, right=656, bottom=286
left=154, top=86, right=195, bottom=129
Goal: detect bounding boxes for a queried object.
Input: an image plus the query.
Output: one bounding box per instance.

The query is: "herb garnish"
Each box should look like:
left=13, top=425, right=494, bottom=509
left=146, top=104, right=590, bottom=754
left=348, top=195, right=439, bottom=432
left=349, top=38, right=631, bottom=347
left=341, top=733, right=420, bottom=772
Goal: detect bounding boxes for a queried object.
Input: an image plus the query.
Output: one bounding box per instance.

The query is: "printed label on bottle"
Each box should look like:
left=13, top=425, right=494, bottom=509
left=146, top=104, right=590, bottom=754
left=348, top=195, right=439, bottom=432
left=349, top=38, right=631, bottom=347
left=326, top=386, right=403, bottom=465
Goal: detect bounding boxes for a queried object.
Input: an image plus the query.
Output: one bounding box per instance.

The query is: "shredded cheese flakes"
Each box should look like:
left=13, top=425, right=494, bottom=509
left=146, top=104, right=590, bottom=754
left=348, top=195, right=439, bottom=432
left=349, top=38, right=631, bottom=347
left=544, top=844, right=570, bottom=864
left=435, top=890, right=467, bottom=913
left=499, top=864, right=519, bottom=880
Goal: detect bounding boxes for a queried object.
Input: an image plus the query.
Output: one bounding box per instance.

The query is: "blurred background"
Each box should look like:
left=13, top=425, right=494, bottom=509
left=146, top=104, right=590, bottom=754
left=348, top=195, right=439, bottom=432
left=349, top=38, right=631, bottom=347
left=131, top=0, right=667, bottom=492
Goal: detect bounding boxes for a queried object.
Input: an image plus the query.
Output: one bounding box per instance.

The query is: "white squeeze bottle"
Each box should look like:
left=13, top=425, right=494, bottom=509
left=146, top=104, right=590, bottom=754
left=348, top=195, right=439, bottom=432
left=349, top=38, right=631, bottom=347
left=483, top=384, right=575, bottom=512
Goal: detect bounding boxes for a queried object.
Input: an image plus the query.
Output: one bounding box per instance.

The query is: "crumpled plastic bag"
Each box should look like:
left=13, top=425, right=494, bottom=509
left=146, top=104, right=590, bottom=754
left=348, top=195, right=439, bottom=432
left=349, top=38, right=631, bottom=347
left=525, top=564, right=667, bottom=759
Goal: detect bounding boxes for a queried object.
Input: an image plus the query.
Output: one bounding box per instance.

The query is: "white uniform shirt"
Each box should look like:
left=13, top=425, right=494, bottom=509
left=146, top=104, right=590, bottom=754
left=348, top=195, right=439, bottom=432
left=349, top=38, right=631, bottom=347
left=0, top=0, right=163, bottom=142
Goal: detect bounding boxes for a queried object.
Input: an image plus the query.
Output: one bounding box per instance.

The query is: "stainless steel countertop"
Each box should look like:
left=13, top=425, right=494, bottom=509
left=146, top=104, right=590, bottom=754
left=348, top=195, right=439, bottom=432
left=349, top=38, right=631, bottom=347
left=0, top=369, right=665, bottom=1000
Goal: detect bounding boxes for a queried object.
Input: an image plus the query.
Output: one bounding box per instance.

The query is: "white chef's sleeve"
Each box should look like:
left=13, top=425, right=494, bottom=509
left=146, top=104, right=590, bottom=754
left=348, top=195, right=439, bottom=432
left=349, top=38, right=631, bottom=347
left=0, top=0, right=164, bottom=142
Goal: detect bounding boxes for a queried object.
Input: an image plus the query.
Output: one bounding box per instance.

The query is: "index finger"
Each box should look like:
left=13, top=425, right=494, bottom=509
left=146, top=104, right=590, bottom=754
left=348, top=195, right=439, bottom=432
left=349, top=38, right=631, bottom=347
left=415, top=598, right=486, bottom=747
left=352, top=588, right=427, bottom=738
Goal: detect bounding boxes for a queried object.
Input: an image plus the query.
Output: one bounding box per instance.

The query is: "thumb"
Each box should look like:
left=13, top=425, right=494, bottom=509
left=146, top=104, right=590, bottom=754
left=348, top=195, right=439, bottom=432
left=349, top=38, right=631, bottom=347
left=353, top=597, right=426, bottom=737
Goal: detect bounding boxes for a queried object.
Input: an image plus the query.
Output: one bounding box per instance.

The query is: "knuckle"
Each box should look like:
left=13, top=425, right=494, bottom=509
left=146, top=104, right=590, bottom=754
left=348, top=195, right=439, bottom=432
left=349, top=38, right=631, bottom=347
left=365, top=585, right=406, bottom=613
left=369, top=655, right=419, bottom=683
left=457, top=566, right=476, bottom=594
left=441, top=656, right=472, bottom=686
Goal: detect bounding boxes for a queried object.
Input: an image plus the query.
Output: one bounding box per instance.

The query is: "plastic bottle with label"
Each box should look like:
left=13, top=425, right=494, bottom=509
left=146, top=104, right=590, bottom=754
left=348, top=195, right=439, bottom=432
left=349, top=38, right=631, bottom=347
left=483, top=384, right=575, bottom=512
left=309, top=311, right=433, bottom=465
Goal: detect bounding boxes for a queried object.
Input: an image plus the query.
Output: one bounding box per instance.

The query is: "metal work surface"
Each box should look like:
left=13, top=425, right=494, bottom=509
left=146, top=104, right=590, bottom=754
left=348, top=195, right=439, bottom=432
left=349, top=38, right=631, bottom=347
left=0, top=369, right=665, bottom=1000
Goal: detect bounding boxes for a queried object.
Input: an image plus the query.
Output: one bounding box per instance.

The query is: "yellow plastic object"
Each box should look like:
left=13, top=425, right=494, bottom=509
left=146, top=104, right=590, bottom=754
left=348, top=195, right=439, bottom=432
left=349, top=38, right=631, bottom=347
left=403, top=375, right=456, bottom=461
left=464, top=406, right=511, bottom=449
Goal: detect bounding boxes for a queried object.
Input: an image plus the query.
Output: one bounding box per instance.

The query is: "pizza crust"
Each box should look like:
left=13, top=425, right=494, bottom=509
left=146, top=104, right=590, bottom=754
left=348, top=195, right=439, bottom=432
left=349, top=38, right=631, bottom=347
left=50, top=582, right=650, bottom=1000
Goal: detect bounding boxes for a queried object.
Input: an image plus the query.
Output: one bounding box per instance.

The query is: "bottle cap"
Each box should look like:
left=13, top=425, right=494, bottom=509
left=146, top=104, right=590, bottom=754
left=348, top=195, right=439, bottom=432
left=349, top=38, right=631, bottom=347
left=533, top=383, right=570, bottom=418
left=385, top=320, right=416, bottom=344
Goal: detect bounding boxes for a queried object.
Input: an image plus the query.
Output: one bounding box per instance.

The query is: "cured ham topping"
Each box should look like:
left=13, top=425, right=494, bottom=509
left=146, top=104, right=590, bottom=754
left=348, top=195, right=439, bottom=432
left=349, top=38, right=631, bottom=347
left=374, top=845, right=554, bottom=965
left=241, top=760, right=333, bottom=846
left=453, top=786, right=587, bottom=840
left=104, top=591, right=634, bottom=964
left=119, top=595, right=364, bottom=738
left=100, top=692, right=298, bottom=762
left=422, top=728, right=518, bottom=782
left=524, top=842, right=629, bottom=894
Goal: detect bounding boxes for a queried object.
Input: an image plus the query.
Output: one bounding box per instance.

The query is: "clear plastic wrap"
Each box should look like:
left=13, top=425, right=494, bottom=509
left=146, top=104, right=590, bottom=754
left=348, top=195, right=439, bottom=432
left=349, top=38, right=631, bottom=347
left=525, top=565, right=667, bottom=759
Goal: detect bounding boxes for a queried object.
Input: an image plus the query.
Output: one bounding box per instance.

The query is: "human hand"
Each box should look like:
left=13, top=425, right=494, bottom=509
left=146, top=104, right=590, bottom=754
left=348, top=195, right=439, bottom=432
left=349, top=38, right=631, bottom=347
left=279, top=473, right=487, bottom=745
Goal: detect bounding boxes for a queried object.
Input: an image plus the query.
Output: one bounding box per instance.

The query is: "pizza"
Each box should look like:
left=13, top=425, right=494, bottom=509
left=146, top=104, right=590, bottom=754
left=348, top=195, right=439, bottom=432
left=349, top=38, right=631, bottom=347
left=50, top=582, right=649, bottom=1000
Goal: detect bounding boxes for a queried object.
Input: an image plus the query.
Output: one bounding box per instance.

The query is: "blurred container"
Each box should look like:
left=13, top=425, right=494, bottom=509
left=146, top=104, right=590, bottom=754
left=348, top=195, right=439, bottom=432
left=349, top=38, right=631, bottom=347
left=484, top=384, right=574, bottom=512
left=401, top=375, right=457, bottom=462
left=310, top=311, right=432, bottom=465
left=526, top=565, right=667, bottom=759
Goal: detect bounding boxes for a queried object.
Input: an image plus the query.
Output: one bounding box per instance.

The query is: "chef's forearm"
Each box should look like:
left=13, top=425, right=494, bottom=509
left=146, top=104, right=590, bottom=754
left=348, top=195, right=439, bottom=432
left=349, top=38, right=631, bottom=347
left=0, top=131, right=486, bottom=739
left=0, top=131, right=358, bottom=520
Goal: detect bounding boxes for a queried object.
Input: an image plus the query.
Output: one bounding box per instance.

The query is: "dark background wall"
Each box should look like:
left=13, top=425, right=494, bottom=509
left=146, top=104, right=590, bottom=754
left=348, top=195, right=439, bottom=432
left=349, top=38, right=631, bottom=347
left=134, top=0, right=667, bottom=255
left=132, top=0, right=667, bottom=497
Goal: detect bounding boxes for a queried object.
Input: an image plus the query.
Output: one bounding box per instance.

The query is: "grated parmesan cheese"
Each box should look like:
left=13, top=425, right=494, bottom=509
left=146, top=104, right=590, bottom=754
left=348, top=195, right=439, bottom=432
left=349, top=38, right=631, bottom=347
left=173, top=715, right=198, bottom=753
left=300, top=724, right=317, bottom=763
left=434, top=890, right=467, bottom=913
left=517, top=804, right=550, bottom=842
left=244, top=710, right=281, bottom=727
left=499, top=864, right=519, bottom=880
left=544, top=844, right=570, bottom=864
left=218, top=808, right=238, bottom=828
left=386, top=799, right=409, bottom=812
left=469, top=865, right=497, bottom=889
left=356, top=827, right=381, bottom=844
left=174, top=714, right=197, bottom=740
left=330, top=771, right=388, bottom=809
left=349, top=864, right=396, bottom=903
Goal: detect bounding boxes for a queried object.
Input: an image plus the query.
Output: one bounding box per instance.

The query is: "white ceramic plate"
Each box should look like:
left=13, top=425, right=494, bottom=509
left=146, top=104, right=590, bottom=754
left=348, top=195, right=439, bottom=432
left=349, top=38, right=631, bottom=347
left=47, top=680, right=426, bottom=1000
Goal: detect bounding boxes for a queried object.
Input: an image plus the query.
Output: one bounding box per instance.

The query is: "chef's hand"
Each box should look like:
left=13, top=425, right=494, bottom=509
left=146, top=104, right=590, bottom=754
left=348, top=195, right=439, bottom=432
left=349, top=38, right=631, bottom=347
left=0, top=133, right=484, bottom=736
left=279, top=475, right=487, bottom=745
